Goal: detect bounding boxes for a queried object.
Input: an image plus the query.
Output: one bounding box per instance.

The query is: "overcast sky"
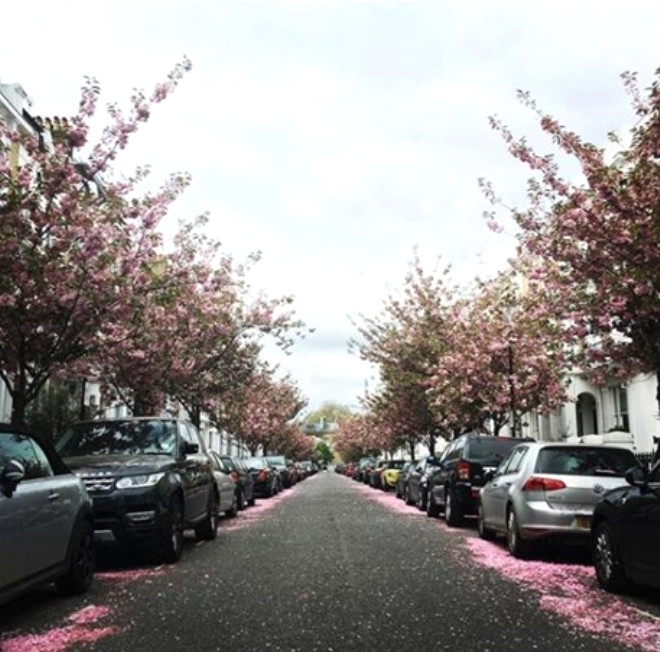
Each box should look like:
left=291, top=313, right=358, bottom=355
left=2, top=2, right=660, bottom=413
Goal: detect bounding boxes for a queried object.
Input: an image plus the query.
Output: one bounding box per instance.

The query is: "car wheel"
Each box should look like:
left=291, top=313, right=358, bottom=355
left=593, top=521, right=627, bottom=592
left=236, top=488, right=246, bottom=511
left=247, top=489, right=256, bottom=507
left=506, top=508, right=531, bottom=559
left=477, top=503, right=495, bottom=540
left=159, top=496, right=184, bottom=563
left=426, top=493, right=440, bottom=518
left=395, top=484, right=401, bottom=499
left=404, top=486, right=413, bottom=506
left=196, top=491, right=219, bottom=541
left=417, top=487, right=427, bottom=511
left=56, top=520, right=95, bottom=595
left=225, top=491, right=238, bottom=518
left=445, top=488, right=463, bottom=527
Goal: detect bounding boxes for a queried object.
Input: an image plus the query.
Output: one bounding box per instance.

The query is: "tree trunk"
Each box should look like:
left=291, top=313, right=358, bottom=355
left=133, top=389, right=164, bottom=417
left=408, top=441, right=415, bottom=461
left=10, top=392, right=27, bottom=427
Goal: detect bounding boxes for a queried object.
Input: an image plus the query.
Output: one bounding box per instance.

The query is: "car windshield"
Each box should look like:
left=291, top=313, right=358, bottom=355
left=246, top=458, right=267, bottom=469
left=55, top=420, right=177, bottom=457
left=266, top=456, right=286, bottom=466
left=387, top=460, right=406, bottom=469
left=535, top=446, right=640, bottom=476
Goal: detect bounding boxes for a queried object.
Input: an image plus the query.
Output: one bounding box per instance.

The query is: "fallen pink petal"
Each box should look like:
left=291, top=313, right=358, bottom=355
left=1, top=626, right=118, bottom=652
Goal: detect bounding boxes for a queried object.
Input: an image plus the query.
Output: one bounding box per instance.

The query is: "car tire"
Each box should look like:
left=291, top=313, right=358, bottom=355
left=196, top=491, right=219, bottom=541
left=593, top=521, right=627, bottom=592
left=236, top=488, right=246, bottom=511
left=477, top=503, right=495, bottom=540
left=506, top=507, right=531, bottom=559
left=426, top=493, right=440, bottom=518
left=56, top=519, right=95, bottom=595
left=225, top=491, right=238, bottom=518
left=247, top=490, right=256, bottom=507
left=445, top=488, right=463, bottom=527
left=416, top=487, right=427, bottom=511
left=404, top=486, right=413, bottom=506
left=159, top=496, right=184, bottom=563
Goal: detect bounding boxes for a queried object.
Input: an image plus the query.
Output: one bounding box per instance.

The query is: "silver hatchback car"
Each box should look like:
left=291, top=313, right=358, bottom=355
left=478, top=442, right=641, bottom=558
left=0, top=424, right=95, bottom=605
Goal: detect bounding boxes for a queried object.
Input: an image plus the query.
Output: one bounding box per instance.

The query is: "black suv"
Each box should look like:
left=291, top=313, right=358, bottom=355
left=56, top=417, right=219, bottom=563
left=427, top=433, right=533, bottom=526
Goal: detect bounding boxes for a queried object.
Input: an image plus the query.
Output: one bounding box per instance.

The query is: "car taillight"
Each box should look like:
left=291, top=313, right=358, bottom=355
left=257, top=469, right=269, bottom=481
left=230, top=471, right=238, bottom=482
left=457, top=461, right=471, bottom=480
left=522, top=476, right=566, bottom=492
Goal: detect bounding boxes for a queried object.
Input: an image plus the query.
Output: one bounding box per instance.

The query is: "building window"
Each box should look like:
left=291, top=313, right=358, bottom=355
left=613, top=385, right=630, bottom=432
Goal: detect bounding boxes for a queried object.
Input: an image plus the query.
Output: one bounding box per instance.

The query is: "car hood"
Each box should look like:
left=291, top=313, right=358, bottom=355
left=63, top=454, right=176, bottom=476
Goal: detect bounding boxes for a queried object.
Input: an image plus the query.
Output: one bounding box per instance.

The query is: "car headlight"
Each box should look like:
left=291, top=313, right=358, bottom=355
left=116, top=473, right=165, bottom=489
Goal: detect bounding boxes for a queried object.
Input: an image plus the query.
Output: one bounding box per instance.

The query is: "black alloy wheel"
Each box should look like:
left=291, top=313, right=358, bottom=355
left=159, top=496, right=184, bottom=563
left=593, top=521, right=627, bottom=592
left=56, top=520, right=96, bottom=595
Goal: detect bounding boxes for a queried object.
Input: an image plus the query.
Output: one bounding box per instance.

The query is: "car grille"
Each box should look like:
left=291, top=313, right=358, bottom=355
left=80, top=476, right=116, bottom=493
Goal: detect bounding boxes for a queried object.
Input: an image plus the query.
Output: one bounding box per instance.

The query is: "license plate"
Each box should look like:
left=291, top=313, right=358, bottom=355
left=574, top=515, right=591, bottom=529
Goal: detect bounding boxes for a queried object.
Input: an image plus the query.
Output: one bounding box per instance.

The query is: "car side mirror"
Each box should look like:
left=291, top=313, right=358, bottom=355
left=483, top=469, right=495, bottom=484
left=625, top=465, right=647, bottom=487
left=1, top=459, right=25, bottom=498
left=181, top=441, right=199, bottom=456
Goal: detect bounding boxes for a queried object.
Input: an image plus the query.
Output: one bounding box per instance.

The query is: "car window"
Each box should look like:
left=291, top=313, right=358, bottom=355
left=465, top=437, right=521, bottom=465
left=178, top=421, right=194, bottom=444
left=0, top=432, right=54, bottom=480
left=535, top=447, right=639, bottom=476
left=56, top=419, right=177, bottom=456
left=499, top=446, right=527, bottom=475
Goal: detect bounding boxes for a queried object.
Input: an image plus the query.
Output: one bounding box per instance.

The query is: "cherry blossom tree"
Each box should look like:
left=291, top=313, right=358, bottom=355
left=333, top=413, right=381, bottom=462
left=0, top=59, right=191, bottom=424
left=427, top=267, right=570, bottom=436
left=94, top=213, right=307, bottom=426
left=484, top=67, right=660, bottom=411
left=350, top=256, right=457, bottom=452
left=219, top=364, right=307, bottom=456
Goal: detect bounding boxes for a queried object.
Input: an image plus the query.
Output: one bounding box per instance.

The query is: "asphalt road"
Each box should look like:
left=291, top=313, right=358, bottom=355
left=2, top=471, right=660, bottom=652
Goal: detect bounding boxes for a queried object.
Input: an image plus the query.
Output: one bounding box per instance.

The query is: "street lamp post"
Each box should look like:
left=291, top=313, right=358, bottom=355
left=507, top=343, right=520, bottom=438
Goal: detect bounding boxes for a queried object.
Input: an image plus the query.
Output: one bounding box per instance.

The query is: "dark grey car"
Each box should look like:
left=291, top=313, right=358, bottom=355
left=0, top=424, right=95, bottom=605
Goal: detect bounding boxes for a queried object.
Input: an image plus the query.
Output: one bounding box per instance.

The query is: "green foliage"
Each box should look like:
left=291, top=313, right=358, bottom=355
left=304, top=402, right=353, bottom=432
left=314, top=440, right=334, bottom=465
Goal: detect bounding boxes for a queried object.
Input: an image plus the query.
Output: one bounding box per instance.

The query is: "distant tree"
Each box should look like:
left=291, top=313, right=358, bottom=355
left=314, top=440, right=334, bottom=465
left=304, top=402, right=353, bottom=432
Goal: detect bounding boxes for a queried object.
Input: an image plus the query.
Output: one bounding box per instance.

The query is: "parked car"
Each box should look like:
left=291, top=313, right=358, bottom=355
left=395, top=460, right=416, bottom=499
left=591, top=462, right=660, bottom=593
left=369, top=459, right=389, bottom=489
left=56, top=417, right=219, bottom=563
left=380, top=459, right=407, bottom=491
left=209, top=451, right=238, bottom=518
left=405, top=455, right=440, bottom=510
left=427, top=433, right=532, bottom=525
left=266, top=455, right=293, bottom=488
left=478, top=441, right=641, bottom=558
left=218, top=455, right=256, bottom=509
left=0, top=423, right=95, bottom=606
left=245, top=457, right=278, bottom=497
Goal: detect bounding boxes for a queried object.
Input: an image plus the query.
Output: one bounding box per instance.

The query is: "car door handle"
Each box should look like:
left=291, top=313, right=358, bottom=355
left=48, top=492, right=60, bottom=501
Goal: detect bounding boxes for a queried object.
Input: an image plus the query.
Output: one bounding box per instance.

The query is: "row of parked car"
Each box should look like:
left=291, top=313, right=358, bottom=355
left=337, top=432, right=660, bottom=595
left=0, top=418, right=318, bottom=607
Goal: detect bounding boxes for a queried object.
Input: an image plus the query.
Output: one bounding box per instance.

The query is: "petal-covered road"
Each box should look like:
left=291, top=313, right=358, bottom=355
left=2, top=471, right=659, bottom=652
left=353, top=479, right=660, bottom=652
